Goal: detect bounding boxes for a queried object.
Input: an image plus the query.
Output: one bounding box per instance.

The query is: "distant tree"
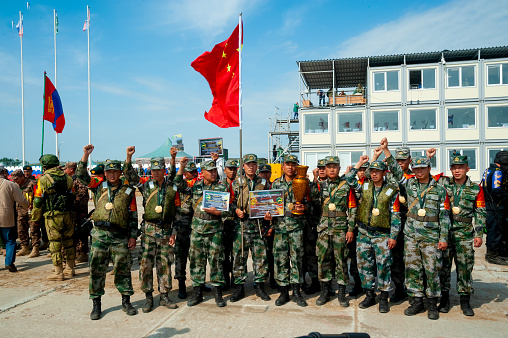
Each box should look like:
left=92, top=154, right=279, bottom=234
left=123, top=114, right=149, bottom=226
left=0, top=157, right=22, bottom=166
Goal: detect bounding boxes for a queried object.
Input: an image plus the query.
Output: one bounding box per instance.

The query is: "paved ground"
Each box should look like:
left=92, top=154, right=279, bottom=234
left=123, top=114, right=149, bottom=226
left=1, top=198, right=507, bottom=337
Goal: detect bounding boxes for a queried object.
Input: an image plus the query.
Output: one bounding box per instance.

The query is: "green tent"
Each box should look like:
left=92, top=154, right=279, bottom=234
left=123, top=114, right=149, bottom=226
left=138, top=138, right=193, bottom=160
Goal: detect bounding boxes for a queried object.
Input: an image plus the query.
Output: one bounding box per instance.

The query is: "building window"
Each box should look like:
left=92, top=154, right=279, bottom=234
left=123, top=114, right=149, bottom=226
left=488, top=149, right=506, bottom=165
left=447, top=65, right=475, bottom=87
left=304, top=152, right=330, bottom=168
left=409, top=109, right=437, bottom=130
left=409, top=69, right=436, bottom=89
left=304, top=113, right=329, bottom=134
left=448, top=149, right=477, bottom=170
left=411, top=150, right=437, bottom=170
left=447, top=107, right=476, bottom=129
left=338, top=112, right=363, bottom=132
left=373, top=110, right=399, bottom=131
left=337, top=151, right=364, bottom=168
left=373, top=70, right=399, bottom=91
left=487, top=106, right=508, bottom=128
left=487, top=63, right=508, bottom=85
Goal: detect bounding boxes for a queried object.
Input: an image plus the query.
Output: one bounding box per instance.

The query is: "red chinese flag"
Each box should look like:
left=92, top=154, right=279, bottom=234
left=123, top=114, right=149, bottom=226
left=191, top=24, right=242, bottom=128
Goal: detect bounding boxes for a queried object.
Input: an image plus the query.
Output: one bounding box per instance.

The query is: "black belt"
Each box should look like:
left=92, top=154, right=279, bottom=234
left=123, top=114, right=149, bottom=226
left=358, top=221, right=390, bottom=234
left=407, top=212, right=438, bottom=222
left=452, top=215, right=473, bottom=223
left=322, top=211, right=347, bottom=218
left=94, top=221, right=124, bottom=230
left=194, top=211, right=221, bottom=221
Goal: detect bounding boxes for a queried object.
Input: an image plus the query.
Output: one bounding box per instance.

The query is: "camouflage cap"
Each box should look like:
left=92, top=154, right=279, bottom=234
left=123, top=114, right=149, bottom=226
left=325, top=156, right=340, bottom=165
left=90, top=165, right=104, bottom=175
left=450, top=155, right=468, bottom=166
left=412, top=156, right=431, bottom=168
left=360, top=161, right=370, bottom=169
left=185, top=161, right=198, bottom=172
left=225, top=159, right=240, bottom=167
left=259, top=163, right=271, bottom=172
left=10, top=169, right=23, bottom=178
left=243, top=154, right=257, bottom=164
left=150, top=157, right=165, bottom=170
left=23, top=165, right=32, bottom=171
left=64, top=162, right=77, bottom=170
left=283, top=154, right=298, bottom=163
left=317, top=158, right=326, bottom=167
left=369, top=160, right=387, bottom=171
left=201, top=160, right=217, bottom=171
left=395, top=147, right=411, bottom=160
left=40, top=154, right=60, bottom=167
left=104, top=160, right=122, bottom=171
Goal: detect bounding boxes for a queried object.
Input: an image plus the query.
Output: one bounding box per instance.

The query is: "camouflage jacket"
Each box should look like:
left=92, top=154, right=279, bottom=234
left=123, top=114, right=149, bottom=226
left=76, top=161, right=105, bottom=206
left=72, top=175, right=89, bottom=220
left=32, top=167, right=74, bottom=222
left=16, top=176, right=37, bottom=217
left=271, top=175, right=308, bottom=233
left=231, top=174, right=271, bottom=233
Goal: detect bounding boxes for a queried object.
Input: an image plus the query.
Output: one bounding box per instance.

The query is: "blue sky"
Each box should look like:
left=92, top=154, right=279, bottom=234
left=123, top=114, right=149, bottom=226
left=1, top=0, right=508, bottom=164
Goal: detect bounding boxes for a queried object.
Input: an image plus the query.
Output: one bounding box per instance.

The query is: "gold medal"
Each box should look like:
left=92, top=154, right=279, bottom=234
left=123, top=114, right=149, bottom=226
left=329, top=203, right=336, bottom=211
left=372, top=208, right=380, bottom=216
left=287, top=203, right=294, bottom=211
left=105, top=202, right=114, bottom=210
left=155, top=205, right=163, bottom=214
left=417, top=208, right=426, bottom=217
left=452, top=206, right=460, bottom=215
left=399, top=196, right=406, bottom=204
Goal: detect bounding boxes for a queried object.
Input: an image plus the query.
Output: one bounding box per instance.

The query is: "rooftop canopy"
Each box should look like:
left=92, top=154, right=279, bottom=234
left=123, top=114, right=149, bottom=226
left=297, top=46, right=508, bottom=89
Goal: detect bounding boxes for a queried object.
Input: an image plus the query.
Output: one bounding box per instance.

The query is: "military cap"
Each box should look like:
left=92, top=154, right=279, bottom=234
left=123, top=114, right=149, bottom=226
left=259, top=163, right=272, bottom=172
left=185, top=161, right=198, bottom=172
left=243, top=154, right=257, bottom=164
left=90, top=165, right=104, bottom=175
left=450, top=155, right=468, bottom=166
left=39, top=154, right=60, bottom=167
left=10, top=169, right=23, bottom=178
left=201, top=160, right=217, bottom=171
left=64, top=162, right=77, bottom=170
left=395, top=147, right=411, bottom=160
left=412, top=156, right=431, bottom=168
left=317, top=158, right=326, bottom=167
left=104, top=159, right=122, bottom=171
left=23, top=165, right=32, bottom=171
left=369, top=160, right=387, bottom=171
left=225, top=159, right=240, bottom=167
left=325, top=156, right=340, bottom=165
left=150, top=157, right=165, bottom=170
left=283, top=154, right=298, bottom=163
left=360, top=161, right=370, bottom=169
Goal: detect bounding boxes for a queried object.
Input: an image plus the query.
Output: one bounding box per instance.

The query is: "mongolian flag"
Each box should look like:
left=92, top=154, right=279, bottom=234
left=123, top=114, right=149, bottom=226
left=43, top=73, right=65, bottom=133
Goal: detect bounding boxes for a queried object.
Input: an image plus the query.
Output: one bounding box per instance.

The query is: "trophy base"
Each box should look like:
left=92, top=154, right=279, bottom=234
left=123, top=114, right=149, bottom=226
left=291, top=211, right=305, bottom=216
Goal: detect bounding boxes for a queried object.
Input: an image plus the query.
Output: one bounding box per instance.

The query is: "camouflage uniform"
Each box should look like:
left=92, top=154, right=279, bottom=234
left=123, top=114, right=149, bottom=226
left=222, top=159, right=239, bottom=287
left=124, top=158, right=178, bottom=294
left=71, top=169, right=90, bottom=256
left=77, top=160, right=138, bottom=298
left=15, top=175, right=40, bottom=248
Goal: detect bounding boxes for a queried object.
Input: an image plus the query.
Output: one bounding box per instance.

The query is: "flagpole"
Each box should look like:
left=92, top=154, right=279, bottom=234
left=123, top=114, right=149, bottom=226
left=42, top=72, right=46, bottom=157
left=20, top=11, right=25, bottom=166
left=238, top=13, right=243, bottom=168
left=54, top=9, right=58, bottom=158
left=87, top=5, right=92, bottom=164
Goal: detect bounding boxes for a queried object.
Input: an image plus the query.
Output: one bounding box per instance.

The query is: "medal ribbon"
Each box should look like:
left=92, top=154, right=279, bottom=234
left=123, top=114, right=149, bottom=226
left=107, top=183, right=121, bottom=204
left=416, top=182, right=430, bottom=210
left=373, top=183, right=384, bottom=209
left=452, top=182, right=465, bottom=208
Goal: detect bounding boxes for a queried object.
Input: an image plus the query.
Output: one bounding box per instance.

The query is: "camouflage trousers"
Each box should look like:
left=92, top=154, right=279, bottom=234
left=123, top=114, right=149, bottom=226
left=189, top=231, right=225, bottom=287
left=440, top=234, right=475, bottom=295
left=390, top=226, right=405, bottom=286
left=357, top=231, right=392, bottom=292
left=347, top=228, right=360, bottom=283
left=139, top=234, right=174, bottom=294
left=17, top=214, right=41, bottom=247
left=89, top=228, right=134, bottom=298
left=316, top=229, right=349, bottom=285
left=232, top=229, right=268, bottom=284
left=45, top=213, right=75, bottom=266
left=404, top=236, right=442, bottom=298
left=174, top=222, right=192, bottom=281
left=303, top=222, right=318, bottom=279
left=274, top=228, right=304, bottom=286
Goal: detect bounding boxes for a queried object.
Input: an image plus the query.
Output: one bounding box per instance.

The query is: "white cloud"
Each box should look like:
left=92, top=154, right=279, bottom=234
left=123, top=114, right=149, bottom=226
left=336, top=0, right=508, bottom=58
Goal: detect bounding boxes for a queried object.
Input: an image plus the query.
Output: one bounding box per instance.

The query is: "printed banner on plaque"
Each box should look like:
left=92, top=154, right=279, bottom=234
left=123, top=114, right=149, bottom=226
left=201, top=190, right=230, bottom=212
left=199, top=137, right=223, bottom=156
left=249, top=189, right=284, bottom=219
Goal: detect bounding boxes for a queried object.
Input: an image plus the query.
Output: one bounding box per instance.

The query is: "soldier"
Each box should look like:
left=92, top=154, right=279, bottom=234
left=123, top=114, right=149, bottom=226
left=222, top=158, right=239, bottom=291
left=10, top=170, right=40, bottom=258
left=345, top=158, right=401, bottom=313
left=312, top=156, right=357, bottom=308
left=90, top=165, right=105, bottom=184
left=229, top=154, right=272, bottom=302
left=23, top=165, right=36, bottom=180
left=437, top=154, right=486, bottom=316
left=77, top=145, right=138, bottom=320
left=179, top=160, right=230, bottom=308
left=63, top=162, right=90, bottom=263
left=380, top=139, right=450, bottom=320
left=137, top=164, right=145, bottom=177
left=124, top=146, right=179, bottom=313
left=32, top=154, right=75, bottom=281
left=258, top=163, right=276, bottom=288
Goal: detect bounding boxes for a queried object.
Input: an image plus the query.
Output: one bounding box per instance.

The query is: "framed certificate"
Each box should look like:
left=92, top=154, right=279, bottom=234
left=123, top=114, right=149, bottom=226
left=202, top=190, right=230, bottom=212
left=249, top=189, right=284, bottom=219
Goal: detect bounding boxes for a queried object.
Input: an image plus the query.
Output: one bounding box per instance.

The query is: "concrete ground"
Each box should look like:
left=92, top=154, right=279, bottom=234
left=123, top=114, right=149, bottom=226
left=1, top=198, right=507, bottom=337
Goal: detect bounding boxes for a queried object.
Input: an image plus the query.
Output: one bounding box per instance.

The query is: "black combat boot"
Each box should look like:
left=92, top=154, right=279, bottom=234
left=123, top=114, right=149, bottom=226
left=404, top=297, right=425, bottom=316
left=460, top=295, right=474, bottom=316
left=142, top=292, right=154, bottom=313
left=214, top=286, right=226, bottom=307
left=337, top=285, right=350, bottom=307
left=121, top=295, right=137, bottom=316
left=254, top=283, right=271, bottom=301
left=315, top=282, right=330, bottom=306
left=438, top=291, right=451, bottom=313
left=187, top=286, right=203, bottom=307
left=275, top=286, right=290, bottom=306
left=358, top=289, right=376, bottom=309
left=485, top=249, right=508, bottom=266
left=178, top=279, right=187, bottom=299
left=379, top=291, right=390, bottom=313
left=229, top=284, right=245, bottom=302
left=427, top=297, right=439, bottom=320
left=348, top=276, right=364, bottom=298
left=304, top=277, right=321, bottom=295
left=160, top=293, right=178, bottom=309
left=390, top=283, right=407, bottom=303
left=90, top=297, right=101, bottom=320
left=201, top=284, right=212, bottom=292
left=292, top=284, right=308, bottom=307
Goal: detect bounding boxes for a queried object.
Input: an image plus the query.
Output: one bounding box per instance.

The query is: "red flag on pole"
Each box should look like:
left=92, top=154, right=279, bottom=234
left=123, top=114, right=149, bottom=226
left=43, top=73, right=65, bottom=133
left=191, top=24, right=242, bottom=128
